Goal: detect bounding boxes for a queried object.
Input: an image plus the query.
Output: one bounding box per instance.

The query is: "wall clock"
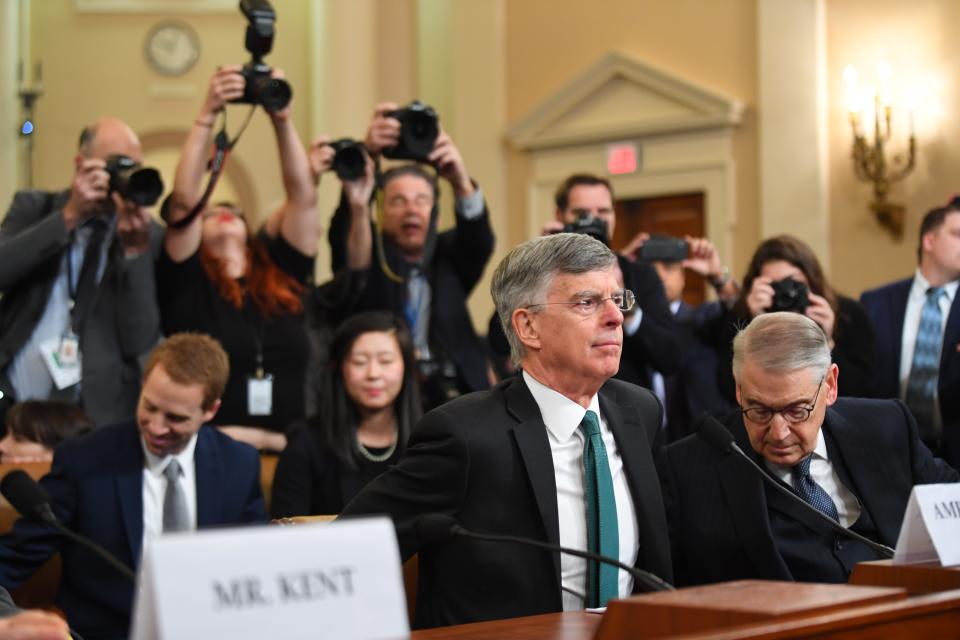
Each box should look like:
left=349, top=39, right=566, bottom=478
left=144, top=20, right=201, bottom=77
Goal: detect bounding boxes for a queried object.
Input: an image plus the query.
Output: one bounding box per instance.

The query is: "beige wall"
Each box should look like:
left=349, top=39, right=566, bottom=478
left=25, top=0, right=311, bottom=230
left=827, top=0, right=960, bottom=297
left=504, top=0, right=760, bottom=278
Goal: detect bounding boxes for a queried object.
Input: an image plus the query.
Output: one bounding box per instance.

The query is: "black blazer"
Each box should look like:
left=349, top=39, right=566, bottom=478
left=861, top=277, right=960, bottom=465
left=656, top=398, right=958, bottom=587
left=615, top=256, right=684, bottom=387
left=340, top=375, right=672, bottom=629
left=0, top=190, right=163, bottom=426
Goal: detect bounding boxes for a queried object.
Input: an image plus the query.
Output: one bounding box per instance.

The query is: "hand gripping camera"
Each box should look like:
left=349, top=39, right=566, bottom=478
left=233, top=0, right=292, bottom=113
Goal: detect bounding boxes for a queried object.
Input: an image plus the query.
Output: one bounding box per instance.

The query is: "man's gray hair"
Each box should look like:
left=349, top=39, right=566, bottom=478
left=732, top=312, right=831, bottom=382
left=491, top=232, right=616, bottom=366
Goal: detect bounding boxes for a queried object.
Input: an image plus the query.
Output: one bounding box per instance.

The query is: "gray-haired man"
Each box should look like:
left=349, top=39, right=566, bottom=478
left=342, top=232, right=671, bottom=629
left=657, top=312, right=958, bottom=587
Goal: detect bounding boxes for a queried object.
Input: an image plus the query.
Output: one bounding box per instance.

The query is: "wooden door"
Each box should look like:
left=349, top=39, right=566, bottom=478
left=613, top=192, right=706, bottom=306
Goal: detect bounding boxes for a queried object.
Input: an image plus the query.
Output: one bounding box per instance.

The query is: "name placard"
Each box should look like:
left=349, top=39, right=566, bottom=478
left=130, top=516, right=408, bottom=639
left=894, top=483, right=960, bottom=567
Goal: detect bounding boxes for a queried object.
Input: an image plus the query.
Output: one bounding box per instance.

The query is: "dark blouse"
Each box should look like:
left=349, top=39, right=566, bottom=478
left=270, top=420, right=400, bottom=518
left=156, top=232, right=313, bottom=431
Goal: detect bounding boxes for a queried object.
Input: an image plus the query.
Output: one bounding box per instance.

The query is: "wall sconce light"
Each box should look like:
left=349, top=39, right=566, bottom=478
left=844, top=63, right=916, bottom=239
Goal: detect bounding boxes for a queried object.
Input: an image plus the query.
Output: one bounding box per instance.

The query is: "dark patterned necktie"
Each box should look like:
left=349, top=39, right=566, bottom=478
left=580, top=410, right=619, bottom=608
left=904, top=286, right=946, bottom=441
left=791, top=456, right=839, bottom=522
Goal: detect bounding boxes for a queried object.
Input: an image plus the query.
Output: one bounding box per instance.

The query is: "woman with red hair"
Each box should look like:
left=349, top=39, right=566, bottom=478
left=158, top=65, right=333, bottom=451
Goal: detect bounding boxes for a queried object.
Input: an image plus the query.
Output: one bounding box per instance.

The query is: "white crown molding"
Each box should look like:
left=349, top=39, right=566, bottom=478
left=506, top=51, right=745, bottom=150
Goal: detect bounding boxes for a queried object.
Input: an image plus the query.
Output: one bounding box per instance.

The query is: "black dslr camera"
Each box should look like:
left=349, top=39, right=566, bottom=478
left=769, top=277, right=810, bottom=313
left=563, top=213, right=609, bottom=246
left=383, top=101, right=439, bottom=163
left=639, top=235, right=689, bottom=262
left=105, top=155, right=164, bottom=207
left=233, top=0, right=292, bottom=113
left=330, top=139, right=367, bottom=181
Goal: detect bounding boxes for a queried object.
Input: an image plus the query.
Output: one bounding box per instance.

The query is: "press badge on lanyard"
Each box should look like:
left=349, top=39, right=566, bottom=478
left=247, top=358, right=273, bottom=416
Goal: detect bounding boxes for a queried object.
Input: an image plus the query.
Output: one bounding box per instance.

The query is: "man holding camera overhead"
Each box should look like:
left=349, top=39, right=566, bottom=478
left=326, top=101, right=495, bottom=410
left=0, top=117, right=163, bottom=427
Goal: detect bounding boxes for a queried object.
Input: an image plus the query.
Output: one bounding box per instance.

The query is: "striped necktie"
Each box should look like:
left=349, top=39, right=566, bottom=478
left=904, top=286, right=945, bottom=442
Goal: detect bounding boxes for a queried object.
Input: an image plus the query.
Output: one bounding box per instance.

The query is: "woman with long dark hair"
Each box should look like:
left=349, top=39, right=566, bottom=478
left=158, top=65, right=333, bottom=451
left=270, top=311, right=421, bottom=517
left=715, top=235, right=876, bottom=400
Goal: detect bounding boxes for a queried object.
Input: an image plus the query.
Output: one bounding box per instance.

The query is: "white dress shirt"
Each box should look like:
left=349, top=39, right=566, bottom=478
left=898, top=270, right=959, bottom=431
left=141, top=434, right=199, bottom=540
left=523, top=371, right=639, bottom=611
left=766, top=429, right=861, bottom=528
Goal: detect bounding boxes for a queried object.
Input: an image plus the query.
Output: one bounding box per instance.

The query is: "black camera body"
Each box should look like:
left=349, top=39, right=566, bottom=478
left=562, top=214, right=609, bottom=246
left=330, top=139, right=367, bottom=181
left=639, top=235, right=689, bottom=262
left=233, top=0, right=292, bottom=113
left=383, top=101, right=439, bottom=163
left=769, top=277, right=810, bottom=313
left=105, top=155, right=164, bottom=207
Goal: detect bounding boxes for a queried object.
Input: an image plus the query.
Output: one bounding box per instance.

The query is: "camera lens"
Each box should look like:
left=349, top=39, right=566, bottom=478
left=332, top=141, right=366, bottom=181
left=126, top=168, right=164, bottom=207
left=253, top=76, right=292, bottom=113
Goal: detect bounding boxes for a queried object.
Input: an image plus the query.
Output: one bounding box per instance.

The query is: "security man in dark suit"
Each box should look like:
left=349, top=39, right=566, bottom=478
left=657, top=312, right=958, bottom=587
left=342, top=232, right=672, bottom=628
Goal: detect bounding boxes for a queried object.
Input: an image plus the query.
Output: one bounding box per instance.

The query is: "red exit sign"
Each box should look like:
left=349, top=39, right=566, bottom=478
left=606, top=142, right=640, bottom=175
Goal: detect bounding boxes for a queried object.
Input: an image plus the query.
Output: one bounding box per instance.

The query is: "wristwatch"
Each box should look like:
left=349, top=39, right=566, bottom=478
left=709, top=266, right=731, bottom=290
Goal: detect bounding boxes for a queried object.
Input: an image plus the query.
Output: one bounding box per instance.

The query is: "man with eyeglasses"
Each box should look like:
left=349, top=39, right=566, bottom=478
left=656, top=312, right=958, bottom=587
left=342, top=232, right=672, bottom=628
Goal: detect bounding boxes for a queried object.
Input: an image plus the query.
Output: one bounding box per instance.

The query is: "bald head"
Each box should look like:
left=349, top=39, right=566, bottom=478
left=78, top=117, right=142, bottom=163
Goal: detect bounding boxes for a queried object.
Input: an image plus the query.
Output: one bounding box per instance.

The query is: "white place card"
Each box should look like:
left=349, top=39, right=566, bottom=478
left=130, top=516, right=409, bottom=640
left=893, top=483, right=960, bottom=567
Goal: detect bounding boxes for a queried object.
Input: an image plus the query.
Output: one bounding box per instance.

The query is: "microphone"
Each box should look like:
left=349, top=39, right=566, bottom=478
left=694, top=416, right=895, bottom=559
left=1, top=470, right=137, bottom=582
left=415, top=513, right=674, bottom=593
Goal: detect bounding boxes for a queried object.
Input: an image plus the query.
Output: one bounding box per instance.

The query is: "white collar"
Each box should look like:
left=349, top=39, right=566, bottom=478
left=141, top=432, right=199, bottom=478
left=913, top=268, right=959, bottom=301
left=523, top=370, right=601, bottom=443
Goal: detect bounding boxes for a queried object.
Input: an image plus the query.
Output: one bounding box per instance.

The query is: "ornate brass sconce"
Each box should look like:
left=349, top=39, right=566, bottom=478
left=844, top=64, right=916, bottom=239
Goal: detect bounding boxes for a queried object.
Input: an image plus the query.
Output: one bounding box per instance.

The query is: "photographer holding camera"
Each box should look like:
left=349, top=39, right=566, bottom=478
left=159, top=63, right=325, bottom=452
left=0, top=117, right=163, bottom=427
left=325, top=101, right=495, bottom=411
left=709, top=235, right=877, bottom=403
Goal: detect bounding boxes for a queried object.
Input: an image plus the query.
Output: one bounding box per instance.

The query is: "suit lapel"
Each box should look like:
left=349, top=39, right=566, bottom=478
left=822, top=409, right=898, bottom=543
left=719, top=419, right=792, bottom=579
left=115, top=423, right=145, bottom=567
left=504, top=377, right=562, bottom=591
left=195, top=427, right=223, bottom=527
left=598, top=384, right=667, bottom=572
left=890, top=280, right=912, bottom=378
left=941, top=292, right=960, bottom=376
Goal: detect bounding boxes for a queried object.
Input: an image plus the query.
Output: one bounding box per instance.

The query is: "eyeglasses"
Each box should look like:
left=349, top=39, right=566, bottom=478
left=525, top=288, right=635, bottom=316
left=740, top=376, right=825, bottom=424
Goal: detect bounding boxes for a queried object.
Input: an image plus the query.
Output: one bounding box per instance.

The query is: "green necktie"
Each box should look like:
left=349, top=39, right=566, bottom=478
left=580, top=410, right=619, bottom=608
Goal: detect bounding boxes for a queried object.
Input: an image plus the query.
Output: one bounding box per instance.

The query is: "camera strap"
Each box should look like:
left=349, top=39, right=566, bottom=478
left=162, top=107, right=255, bottom=229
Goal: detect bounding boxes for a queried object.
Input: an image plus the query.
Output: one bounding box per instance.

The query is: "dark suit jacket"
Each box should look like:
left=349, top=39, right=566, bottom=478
left=615, top=257, right=683, bottom=387
left=656, top=398, right=958, bottom=587
left=340, top=375, right=672, bottom=629
left=0, top=422, right=267, bottom=640
left=328, top=195, right=495, bottom=399
left=861, top=277, right=960, bottom=465
left=0, top=190, right=163, bottom=426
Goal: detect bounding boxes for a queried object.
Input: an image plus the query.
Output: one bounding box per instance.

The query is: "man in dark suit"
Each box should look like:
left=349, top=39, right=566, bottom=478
left=326, top=102, right=495, bottom=410
left=342, top=232, right=672, bottom=628
left=647, top=237, right=738, bottom=441
left=0, top=334, right=267, bottom=640
left=0, top=117, right=163, bottom=427
left=546, top=174, right=682, bottom=388
left=860, top=203, right=960, bottom=465
left=657, top=312, right=958, bottom=587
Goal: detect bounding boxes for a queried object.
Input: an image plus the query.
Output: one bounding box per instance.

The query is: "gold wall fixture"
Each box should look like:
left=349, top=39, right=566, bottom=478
left=843, top=63, right=916, bottom=239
